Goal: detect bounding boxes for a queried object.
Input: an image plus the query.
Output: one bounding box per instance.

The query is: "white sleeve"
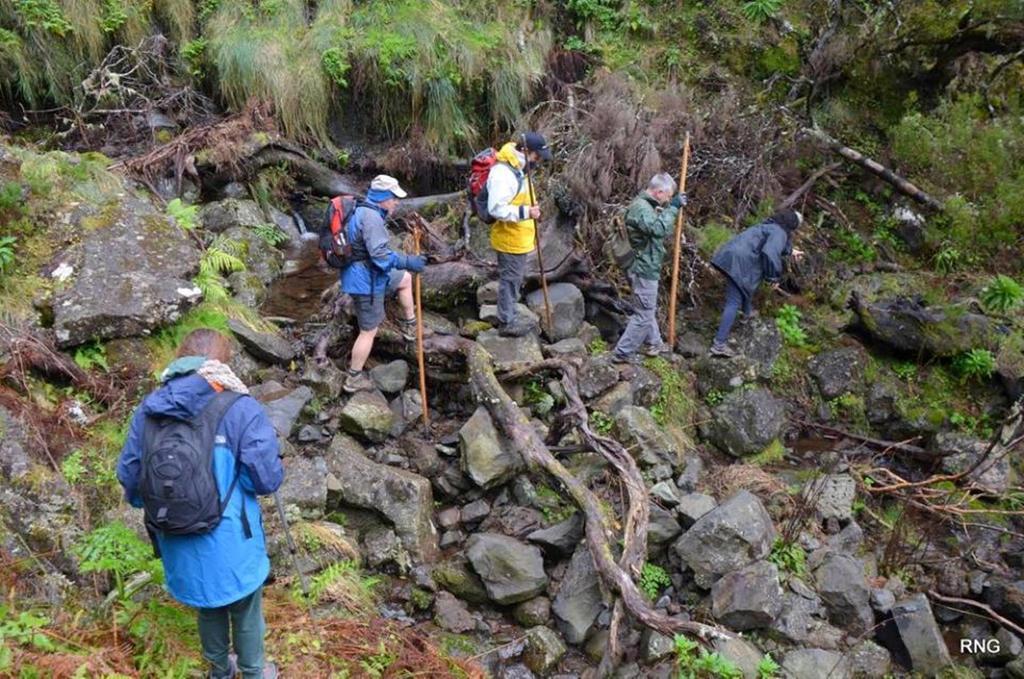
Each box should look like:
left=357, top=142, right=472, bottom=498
left=486, top=164, right=526, bottom=223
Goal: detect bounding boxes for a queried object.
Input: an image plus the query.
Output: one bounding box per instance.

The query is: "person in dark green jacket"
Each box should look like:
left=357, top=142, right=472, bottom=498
left=612, top=173, right=687, bottom=363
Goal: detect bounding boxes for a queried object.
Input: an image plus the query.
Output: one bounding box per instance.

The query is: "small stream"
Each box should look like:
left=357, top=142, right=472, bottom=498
left=261, top=236, right=336, bottom=322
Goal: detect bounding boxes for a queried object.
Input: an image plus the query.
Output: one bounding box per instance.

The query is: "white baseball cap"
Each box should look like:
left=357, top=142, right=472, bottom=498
left=369, top=174, right=407, bottom=198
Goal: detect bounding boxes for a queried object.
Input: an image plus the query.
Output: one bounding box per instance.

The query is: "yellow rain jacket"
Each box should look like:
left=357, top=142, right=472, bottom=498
left=486, top=142, right=536, bottom=255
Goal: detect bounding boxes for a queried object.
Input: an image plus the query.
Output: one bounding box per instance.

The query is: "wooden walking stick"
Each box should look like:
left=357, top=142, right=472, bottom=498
left=667, top=132, right=691, bottom=349
left=522, top=134, right=553, bottom=332
left=413, top=221, right=429, bottom=426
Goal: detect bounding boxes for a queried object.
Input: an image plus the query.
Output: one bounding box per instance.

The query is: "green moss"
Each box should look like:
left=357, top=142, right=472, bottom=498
left=750, top=439, right=785, bottom=466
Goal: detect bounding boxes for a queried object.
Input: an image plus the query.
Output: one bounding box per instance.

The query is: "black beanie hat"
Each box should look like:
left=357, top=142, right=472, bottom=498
left=769, top=209, right=802, bottom=233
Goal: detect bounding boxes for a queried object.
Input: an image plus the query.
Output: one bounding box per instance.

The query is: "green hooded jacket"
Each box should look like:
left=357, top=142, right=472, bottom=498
left=625, top=193, right=679, bottom=281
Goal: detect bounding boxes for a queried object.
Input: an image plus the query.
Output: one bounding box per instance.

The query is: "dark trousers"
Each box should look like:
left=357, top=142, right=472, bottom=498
left=714, top=279, right=752, bottom=344
left=197, top=588, right=265, bottom=679
left=497, top=251, right=529, bottom=325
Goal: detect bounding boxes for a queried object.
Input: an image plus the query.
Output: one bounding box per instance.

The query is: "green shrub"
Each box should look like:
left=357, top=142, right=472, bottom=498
left=695, top=223, right=733, bottom=260
left=768, top=537, right=806, bottom=577
left=757, top=653, right=781, bottom=678
left=253, top=223, right=289, bottom=247
left=675, top=634, right=742, bottom=678
left=180, top=37, right=207, bottom=78
left=981, top=274, right=1023, bottom=315
left=933, top=244, right=963, bottom=274
left=639, top=562, right=671, bottom=600
left=953, top=348, right=996, bottom=381
left=0, top=182, right=22, bottom=213
left=892, top=361, right=917, bottom=381
left=166, top=198, right=199, bottom=231
left=741, top=0, right=784, bottom=22
left=0, top=236, right=16, bottom=276
left=73, top=341, right=109, bottom=372
left=776, top=304, right=808, bottom=347
left=74, top=521, right=163, bottom=600
left=591, top=410, right=614, bottom=435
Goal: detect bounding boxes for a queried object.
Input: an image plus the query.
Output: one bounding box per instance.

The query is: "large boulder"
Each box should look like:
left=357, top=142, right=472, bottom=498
left=808, top=347, right=866, bottom=399
left=552, top=544, right=604, bottom=644
left=814, top=552, right=874, bottom=635
left=701, top=388, right=786, bottom=458
left=527, top=514, right=584, bottom=559
left=477, top=330, right=544, bottom=370
left=277, top=456, right=328, bottom=517
left=199, top=198, right=265, bottom=233
left=889, top=594, right=952, bottom=675
left=52, top=196, right=202, bottom=347
left=673, top=491, right=776, bottom=588
left=692, top=354, right=759, bottom=396
left=222, top=226, right=283, bottom=286
left=711, top=560, right=784, bottom=630
left=370, top=360, right=410, bottom=394
left=852, top=295, right=999, bottom=358
left=613, top=406, right=677, bottom=468
left=259, top=385, right=313, bottom=438
left=804, top=474, right=857, bottom=522
left=339, top=390, right=395, bottom=443
left=325, top=434, right=438, bottom=562
left=227, top=318, right=295, bottom=366
left=459, top=406, right=524, bottom=489
left=466, top=533, right=548, bottom=605
left=729, top=317, right=783, bottom=378
left=523, top=625, right=567, bottom=675
left=781, top=648, right=851, bottom=679
left=578, top=356, right=621, bottom=399
left=526, top=282, right=585, bottom=341
left=937, top=432, right=1014, bottom=495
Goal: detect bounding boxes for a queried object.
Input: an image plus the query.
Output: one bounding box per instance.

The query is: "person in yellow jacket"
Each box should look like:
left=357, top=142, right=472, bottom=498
left=486, top=132, right=553, bottom=337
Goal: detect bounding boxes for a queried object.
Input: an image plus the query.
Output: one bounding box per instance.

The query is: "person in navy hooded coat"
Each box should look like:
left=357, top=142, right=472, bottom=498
left=117, top=329, right=283, bottom=679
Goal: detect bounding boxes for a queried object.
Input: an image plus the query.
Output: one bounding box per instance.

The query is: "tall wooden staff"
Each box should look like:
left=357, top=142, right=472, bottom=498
left=413, top=222, right=429, bottom=426
left=522, top=134, right=553, bottom=332
left=667, top=132, right=691, bottom=349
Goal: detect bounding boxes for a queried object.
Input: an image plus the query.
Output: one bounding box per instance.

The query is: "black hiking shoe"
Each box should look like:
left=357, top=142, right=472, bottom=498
left=611, top=352, right=641, bottom=365
left=498, top=319, right=535, bottom=337
left=709, top=341, right=737, bottom=358
left=343, top=370, right=374, bottom=393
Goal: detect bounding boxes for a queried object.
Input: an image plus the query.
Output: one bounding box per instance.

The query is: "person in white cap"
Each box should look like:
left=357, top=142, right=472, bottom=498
left=340, top=175, right=427, bottom=393
left=708, top=208, right=804, bottom=358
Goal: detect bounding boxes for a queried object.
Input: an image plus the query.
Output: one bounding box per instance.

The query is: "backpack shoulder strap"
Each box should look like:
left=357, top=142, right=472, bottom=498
left=199, top=391, right=255, bottom=539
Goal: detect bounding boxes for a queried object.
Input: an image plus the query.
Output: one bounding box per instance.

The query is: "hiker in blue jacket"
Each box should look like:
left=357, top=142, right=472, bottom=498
left=117, top=329, right=283, bottom=679
left=340, top=174, right=427, bottom=393
left=709, top=209, right=804, bottom=357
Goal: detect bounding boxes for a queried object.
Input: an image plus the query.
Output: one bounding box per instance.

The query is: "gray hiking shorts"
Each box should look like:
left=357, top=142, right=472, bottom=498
left=352, top=270, right=405, bottom=331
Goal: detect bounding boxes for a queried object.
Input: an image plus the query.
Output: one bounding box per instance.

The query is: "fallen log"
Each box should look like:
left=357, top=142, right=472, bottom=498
left=801, top=127, right=943, bottom=211
left=467, top=344, right=734, bottom=646
left=793, top=418, right=939, bottom=460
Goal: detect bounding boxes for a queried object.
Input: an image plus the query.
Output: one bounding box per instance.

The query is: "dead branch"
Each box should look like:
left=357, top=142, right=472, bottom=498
left=928, top=590, right=1024, bottom=639
left=801, top=126, right=943, bottom=210
left=794, top=419, right=934, bottom=459
left=779, top=162, right=842, bottom=210
left=467, top=344, right=734, bottom=646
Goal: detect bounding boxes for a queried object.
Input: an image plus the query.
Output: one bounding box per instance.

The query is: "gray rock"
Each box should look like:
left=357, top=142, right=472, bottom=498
left=870, top=587, right=896, bottom=613
left=277, top=456, right=329, bottom=516
left=199, top=198, right=265, bottom=233
left=459, top=406, right=524, bottom=489
left=673, top=490, right=776, bottom=588
left=980, top=627, right=1023, bottom=664
left=640, top=630, right=676, bottom=665
left=692, top=354, right=759, bottom=396
left=650, top=481, right=681, bottom=507
left=937, top=431, right=1014, bottom=494
left=514, top=597, right=552, bottom=627
left=543, top=338, right=587, bottom=358
left=711, top=637, right=765, bottom=679
left=476, top=280, right=500, bottom=306
left=852, top=295, right=995, bottom=358
left=261, top=386, right=314, bottom=438
left=847, top=640, right=892, bottom=678
left=389, top=390, right=423, bottom=437
left=827, top=520, right=864, bottom=554
left=984, top=577, right=1024, bottom=625
left=339, top=390, right=395, bottom=443
left=730, top=317, right=783, bottom=378
left=772, top=591, right=826, bottom=644
left=808, top=347, right=866, bottom=400
left=439, top=530, right=465, bottom=549
left=326, top=434, right=438, bottom=562
left=613, top=406, right=677, bottom=468
left=222, top=226, right=282, bottom=286
left=674, top=332, right=706, bottom=359
left=370, top=360, right=409, bottom=394
left=461, top=499, right=491, bottom=525
left=591, top=382, right=633, bottom=414
left=431, top=558, right=489, bottom=604
left=52, top=196, right=202, bottom=347
left=363, top=527, right=408, bottom=570
left=480, top=303, right=539, bottom=328
left=297, top=425, right=323, bottom=443
left=1010, top=658, right=1024, bottom=679
left=552, top=544, right=604, bottom=644
left=526, top=282, right=585, bottom=341
left=437, top=507, right=461, bottom=530
left=227, top=270, right=267, bottom=307
left=227, top=318, right=294, bottom=366
left=466, top=533, right=548, bottom=605
left=579, top=356, right=621, bottom=399
left=711, top=560, right=784, bottom=630
left=527, top=514, right=584, bottom=559
left=701, top=388, right=786, bottom=458
left=434, top=590, right=476, bottom=633
left=500, top=665, right=536, bottom=679
left=890, top=593, right=952, bottom=675
left=0, top=407, right=32, bottom=483
left=676, top=492, right=716, bottom=528
left=675, top=455, right=704, bottom=492
left=629, top=366, right=663, bottom=408
left=781, top=648, right=851, bottom=679
left=647, top=503, right=682, bottom=545
left=477, top=330, right=544, bottom=370
left=805, top=474, right=857, bottom=522
left=815, top=552, right=874, bottom=635
left=299, top=359, right=344, bottom=400
left=523, top=626, right=567, bottom=675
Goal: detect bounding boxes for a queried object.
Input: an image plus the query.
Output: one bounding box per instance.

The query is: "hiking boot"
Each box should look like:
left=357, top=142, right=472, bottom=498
left=398, top=317, right=433, bottom=342
left=207, top=655, right=237, bottom=679
left=498, top=319, right=535, bottom=337
left=643, top=342, right=671, bottom=357
left=709, top=341, right=737, bottom=358
left=261, top=662, right=278, bottom=679
left=343, top=369, right=373, bottom=393
left=611, top=352, right=641, bottom=365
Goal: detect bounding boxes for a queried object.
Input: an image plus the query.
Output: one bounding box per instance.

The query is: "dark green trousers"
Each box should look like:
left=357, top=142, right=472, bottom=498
left=197, top=587, right=265, bottom=679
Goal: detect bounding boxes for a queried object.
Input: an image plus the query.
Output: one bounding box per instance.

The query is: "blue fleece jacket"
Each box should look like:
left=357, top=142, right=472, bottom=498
left=339, top=200, right=404, bottom=296
left=116, top=371, right=283, bottom=608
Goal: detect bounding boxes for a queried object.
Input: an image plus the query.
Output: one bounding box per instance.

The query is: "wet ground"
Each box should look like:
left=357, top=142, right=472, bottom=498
left=261, top=237, right=336, bottom=322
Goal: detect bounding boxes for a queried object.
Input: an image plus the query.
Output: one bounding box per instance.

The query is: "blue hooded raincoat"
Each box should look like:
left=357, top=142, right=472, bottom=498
left=116, top=365, right=283, bottom=609
left=339, top=199, right=402, bottom=297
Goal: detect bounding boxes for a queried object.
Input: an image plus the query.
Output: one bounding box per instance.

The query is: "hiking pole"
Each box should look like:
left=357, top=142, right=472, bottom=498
left=522, top=134, right=553, bottom=333
left=272, top=491, right=309, bottom=596
left=667, top=132, right=692, bottom=349
left=413, top=220, right=430, bottom=426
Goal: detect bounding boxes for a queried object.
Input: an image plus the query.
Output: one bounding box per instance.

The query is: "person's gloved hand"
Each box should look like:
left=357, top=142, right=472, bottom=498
left=400, top=254, right=427, bottom=273
left=670, top=192, right=688, bottom=208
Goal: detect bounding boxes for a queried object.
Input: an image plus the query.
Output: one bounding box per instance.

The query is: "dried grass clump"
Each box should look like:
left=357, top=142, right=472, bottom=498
left=705, top=462, right=795, bottom=519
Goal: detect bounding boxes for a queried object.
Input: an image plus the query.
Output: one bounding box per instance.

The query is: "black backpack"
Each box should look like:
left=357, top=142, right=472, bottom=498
left=318, top=195, right=361, bottom=269
left=139, top=391, right=250, bottom=539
